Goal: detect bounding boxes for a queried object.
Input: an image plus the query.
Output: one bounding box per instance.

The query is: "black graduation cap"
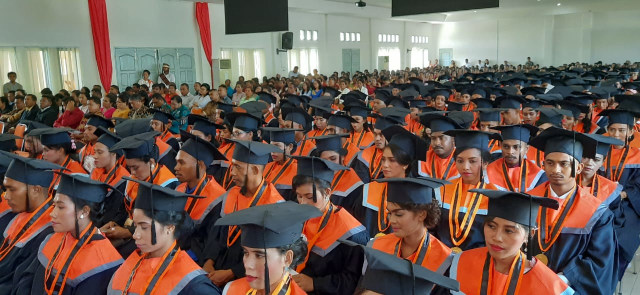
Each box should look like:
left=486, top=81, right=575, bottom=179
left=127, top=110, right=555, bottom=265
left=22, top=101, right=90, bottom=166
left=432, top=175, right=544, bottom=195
left=408, top=99, right=428, bottom=109
left=474, top=108, right=503, bottom=122
left=447, top=111, right=476, bottom=129
left=529, top=126, right=597, bottom=161
left=86, top=114, right=115, bottom=129
left=309, top=97, right=335, bottom=117
left=472, top=88, right=488, bottom=98
left=294, top=156, right=349, bottom=184
left=256, top=92, right=276, bottom=105
left=0, top=152, right=12, bottom=174
left=565, top=95, right=595, bottom=107
left=492, top=124, right=538, bottom=143
left=547, top=86, right=574, bottom=98
left=430, top=88, right=451, bottom=98
left=622, top=82, right=640, bottom=90
left=588, top=134, right=624, bottom=157
left=487, top=87, right=508, bottom=98
left=535, top=93, right=563, bottom=104
left=382, top=125, right=428, bottom=161
left=231, top=139, right=283, bottom=165
left=239, top=101, right=268, bottom=117
left=444, top=130, right=499, bottom=153
left=109, top=131, right=159, bottom=160
left=227, top=112, right=263, bottom=131
left=348, top=242, right=460, bottom=294
left=520, top=87, right=546, bottom=96
left=378, top=106, right=410, bottom=121
left=557, top=101, right=589, bottom=118
left=522, top=98, right=542, bottom=109
left=261, top=127, right=299, bottom=145
left=180, top=130, right=227, bottom=165
left=471, top=98, right=494, bottom=109
left=374, top=89, right=394, bottom=104
left=388, top=97, right=410, bottom=109
left=327, top=113, right=355, bottom=131
left=21, top=120, right=49, bottom=134
left=323, top=87, right=339, bottom=98
left=215, top=201, right=321, bottom=249
left=96, top=127, right=122, bottom=150
left=56, top=173, right=111, bottom=204
left=470, top=189, right=559, bottom=227
left=2, top=151, right=62, bottom=187
left=376, top=177, right=449, bottom=204
left=148, top=108, right=175, bottom=125
left=217, top=102, right=235, bottom=114
left=281, top=107, right=313, bottom=131
left=598, top=109, right=640, bottom=127
left=419, top=113, right=462, bottom=133
left=372, top=113, right=405, bottom=131
left=446, top=101, right=466, bottom=111
left=27, top=127, right=73, bottom=146
left=0, top=134, right=19, bottom=152
left=312, top=134, right=349, bottom=154
left=114, top=118, right=153, bottom=138
left=345, top=104, right=371, bottom=119
left=399, top=88, right=419, bottom=99
left=496, top=95, right=526, bottom=109
left=187, top=114, right=222, bottom=138
left=281, top=94, right=308, bottom=109
left=535, top=108, right=570, bottom=127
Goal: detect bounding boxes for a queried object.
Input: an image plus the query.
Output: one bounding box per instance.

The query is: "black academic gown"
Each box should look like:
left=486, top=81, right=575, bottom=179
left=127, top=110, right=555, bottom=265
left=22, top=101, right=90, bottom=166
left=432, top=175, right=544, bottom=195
left=301, top=230, right=368, bottom=295
left=26, top=259, right=119, bottom=295
left=0, top=225, right=54, bottom=294
left=610, top=162, right=640, bottom=278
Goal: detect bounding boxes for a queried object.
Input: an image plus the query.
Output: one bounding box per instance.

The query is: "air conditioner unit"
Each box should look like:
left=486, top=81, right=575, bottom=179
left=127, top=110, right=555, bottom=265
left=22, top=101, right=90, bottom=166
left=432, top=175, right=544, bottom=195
left=212, top=59, right=233, bottom=87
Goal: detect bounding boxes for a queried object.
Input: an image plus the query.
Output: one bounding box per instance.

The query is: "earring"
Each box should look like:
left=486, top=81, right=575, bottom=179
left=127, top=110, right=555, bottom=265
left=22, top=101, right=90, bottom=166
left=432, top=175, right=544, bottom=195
left=80, top=214, right=84, bottom=219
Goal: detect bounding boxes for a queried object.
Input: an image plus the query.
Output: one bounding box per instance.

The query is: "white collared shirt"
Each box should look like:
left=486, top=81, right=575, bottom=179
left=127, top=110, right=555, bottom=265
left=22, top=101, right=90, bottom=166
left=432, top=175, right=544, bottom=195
left=549, top=184, right=575, bottom=200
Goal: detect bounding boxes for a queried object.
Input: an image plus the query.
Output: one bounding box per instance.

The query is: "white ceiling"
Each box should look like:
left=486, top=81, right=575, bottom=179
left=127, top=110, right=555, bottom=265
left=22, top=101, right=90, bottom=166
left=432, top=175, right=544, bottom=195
left=171, top=0, right=640, bottom=23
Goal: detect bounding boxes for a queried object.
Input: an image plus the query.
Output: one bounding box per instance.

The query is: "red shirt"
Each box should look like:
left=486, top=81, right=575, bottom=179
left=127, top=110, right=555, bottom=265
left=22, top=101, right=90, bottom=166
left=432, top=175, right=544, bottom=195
left=53, top=107, right=84, bottom=129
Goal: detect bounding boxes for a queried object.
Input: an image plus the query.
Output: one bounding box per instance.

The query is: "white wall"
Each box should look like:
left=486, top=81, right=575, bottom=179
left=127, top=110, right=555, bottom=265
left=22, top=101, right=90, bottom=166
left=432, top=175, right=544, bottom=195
left=436, top=9, right=640, bottom=67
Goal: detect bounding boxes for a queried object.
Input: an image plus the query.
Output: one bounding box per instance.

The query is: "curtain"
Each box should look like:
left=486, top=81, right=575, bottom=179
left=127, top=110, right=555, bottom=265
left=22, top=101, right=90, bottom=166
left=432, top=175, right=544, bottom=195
left=411, top=47, right=430, bottom=69
left=88, top=0, right=112, bottom=91
left=221, top=48, right=265, bottom=81
left=195, top=2, right=213, bottom=84
left=288, top=48, right=318, bottom=75
left=378, top=47, right=401, bottom=71
left=25, top=48, right=48, bottom=94
left=58, top=48, right=81, bottom=91
left=0, top=48, right=17, bottom=87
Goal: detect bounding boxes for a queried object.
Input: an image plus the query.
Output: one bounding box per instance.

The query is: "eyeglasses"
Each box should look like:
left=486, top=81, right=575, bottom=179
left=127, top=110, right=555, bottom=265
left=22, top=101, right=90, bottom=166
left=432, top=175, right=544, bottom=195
left=232, top=130, right=247, bottom=138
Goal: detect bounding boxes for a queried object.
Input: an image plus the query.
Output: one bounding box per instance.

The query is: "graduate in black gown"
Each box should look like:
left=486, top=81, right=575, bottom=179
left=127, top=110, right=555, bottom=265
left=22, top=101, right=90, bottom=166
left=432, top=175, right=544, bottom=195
left=0, top=153, right=62, bottom=294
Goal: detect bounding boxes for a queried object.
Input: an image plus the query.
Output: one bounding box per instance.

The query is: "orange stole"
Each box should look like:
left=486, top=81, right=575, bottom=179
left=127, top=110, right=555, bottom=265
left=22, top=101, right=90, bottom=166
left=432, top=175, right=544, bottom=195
left=348, top=130, right=374, bottom=150
left=176, top=176, right=226, bottom=224
left=108, top=250, right=205, bottom=294
left=51, top=158, right=87, bottom=189
left=451, top=247, right=571, bottom=295
left=221, top=183, right=284, bottom=216
left=486, top=158, right=545, bottom=192
left=526, top=146, right=545, bottom=168
left=342, top=140, right=361, bottom=166
left=291, top=139, right=316, bottom=157
left=223, top=275, right=307, bottom=295
left=527, top=183, right=602, bottom=231
left=124, top=165, right=177, bottom=216
left=302, top=208, right=364, bottom=258
left=78, top=143, right=95, bottom=164
left=90, top=165, right=130, bottom=187
left=370, top=233, right=452, bottom=274
left=359, top=145, right=383, bottom=179
left=331, top=168, right=364, bottom=198
left=263, top=159, right=298, bottom=190
left=418, top=149, right=459, bottom=181
left=307, top=128, right=328, bottom=139
left=38, top=231, right=123, bottom=285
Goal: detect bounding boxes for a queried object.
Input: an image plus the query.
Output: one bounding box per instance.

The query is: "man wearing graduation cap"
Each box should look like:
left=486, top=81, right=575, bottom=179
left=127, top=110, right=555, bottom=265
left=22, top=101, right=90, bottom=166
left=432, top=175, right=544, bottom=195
left=78, top=114, right=114, bottom=173
left=474, top=108, right=506, bottom=159
left=307, top=99, right=333, bottom=138
left=527, top=127, right=618, bottom=294
left=431, top=89, right=451, bottom=111
left=219, top=112, right=264, bottom=190
left=0, top=154, right=62, bottom=292
left=207, top=140, right=285, bottom=287
left=599, top=107, right=640, bottom=280
left=496, top=95, right=526, bottom=125
left=487, top=124, right=547, bottom=192
left=175, top=132, right=228, bottom=266
left=344, top=101, right=375, bottom=150
left=580, top=134, right=624, bottom=209
left=406, top=99, right=428, bottom=135
left=417, top=113, right=462, bottom=181
left=0, top=151, right=16, bottom=235
left=114, top=118, right=178, bottom=175
left=323, top=112, right=361, bottom=166
left=281, top=107, right=316, bottom=157
left=262, top=127, right=300, bottom=200
left=149, top=108, right=180, bottom=152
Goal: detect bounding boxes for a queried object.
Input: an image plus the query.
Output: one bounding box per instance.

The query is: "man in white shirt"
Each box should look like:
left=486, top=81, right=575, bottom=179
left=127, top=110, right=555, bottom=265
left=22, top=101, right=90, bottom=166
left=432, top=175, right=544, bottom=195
left=179, top=83, right=196, bottom=108
left=157, top=63, right=176, bottom=88
left=2, top=72, right=23, bottom=95
left=288, top=66, right=300, bottom=78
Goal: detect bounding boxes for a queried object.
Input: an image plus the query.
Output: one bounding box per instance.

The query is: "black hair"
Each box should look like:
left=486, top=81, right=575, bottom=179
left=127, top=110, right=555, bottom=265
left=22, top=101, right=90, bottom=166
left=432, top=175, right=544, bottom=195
left=142, top=209, right=195, bottom=246
left=71, top=197, right=105, bottom=225
left=15, top=95, right=24, bottom=102
left=59, top=89, right=70, bottom=97
left=291, top=175, right=331, bottom=194
left=105, top=93, right=117, bottom=105
left=277, top=236, right=308, bottom=269
left=129, top=94, right=142, bottom=101
left=0, top=96, right=8, bottom=107
left=63, top=96, right=78, bottom=107
left=140, top=84, right=149, bottom=91
left=80, top=87, right=91, bottom=96
left=25, top=94, right=38, bottom=102
left=311, top=147, right=346, bottom=158
left=133, top=83, right=141, bottom=88
left=180, top=83, right=189, bottom=88
left=41, top=88, right=53, bottom=96
left=45, top=142, right=74, bottom=155
left=125, top=86, right=133, bottom=92
left=110, top=85, right=120, bottom=92
left=151, top=93, right=164, bottom=102
left=396, top=200, right=442, bottom=229
left=386, top=143, right=416, bottom=177
left=7, top=72, right=16, bottom=78
left=41, top=94, right=54, bottom=104
left=88, top=96, right=101, bottom=105
left=201, top=83, right=211, bottom=92
left=143, top=70, right=151, bottom=75
left=218, top=84, right=227, bottom=90
left=171, top=95, right=182, bottom=104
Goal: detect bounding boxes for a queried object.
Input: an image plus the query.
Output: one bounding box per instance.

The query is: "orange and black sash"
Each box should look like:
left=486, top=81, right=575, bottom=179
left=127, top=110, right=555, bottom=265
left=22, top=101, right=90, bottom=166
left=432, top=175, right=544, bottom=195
left=480, top=251, right=526, bottom=295
left=369, top=148, right=383, bottom=179
left=605, top=146, right=630, bottom=182
left=296, top=202, right=335, bottom=272
left=245, top=272, right=293, bottom=295
left=537, top=186, right=578, bottom=253
left=449, top=181, right=486, bottom=248
left=393, top=230, right=432, bottom=265
left=226, top=180, right=268, bottom=247
left=121, top=242, right=181, bottom=295
left=184, top=176, right=209, bottom=214
left=0, top=195, right=52, bottom=262
left=500, top=161, right=529, bottom=193
left=43, top=225, right=98, bottom=295
left=432, top=152, right=456, bottom=181
left=264, top=158, right=295, bottom=185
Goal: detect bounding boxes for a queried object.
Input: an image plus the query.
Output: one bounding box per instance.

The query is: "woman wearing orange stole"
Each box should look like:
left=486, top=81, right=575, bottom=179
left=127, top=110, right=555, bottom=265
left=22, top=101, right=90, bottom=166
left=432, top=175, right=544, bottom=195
left=108, top=179, right=220, bottom=294
left=435, top=130, right=499, bottom=252
left=449, top=189, right=573, bottom=295
left=29, top=128, right=88, bottom=191
left=292, top=157, right=368, bottom=295
left=220, top=202, right=320, bottom=295
left=29, top=174, right=123, bottom=294
left=368, top=177, right=452, bottom=276
left=262, top=128, right=300, bottom=201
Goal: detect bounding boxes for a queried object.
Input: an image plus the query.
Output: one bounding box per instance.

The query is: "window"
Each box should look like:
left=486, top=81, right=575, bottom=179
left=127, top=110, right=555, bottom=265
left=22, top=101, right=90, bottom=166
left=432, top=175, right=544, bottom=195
left=300, top=30, right=318, bottom=41
left=346, top=33, right=350, bottom=42
left=378, top=34, right=399, bottom=43
left=340, top=32, right=361, bottom=43
left=220, top=48, right=266, bottom=79
left=410, top=47, right=429, bottom=69
left=378, top=47, right=401, bottom=71
left=356, top=33, right=361, bottom=42
left=0, top=47, right=82, bottom=95
left=340, top=32, right=345, bottom=41
left=288, top=48, right=319, bottom=75
left=411, top=35, right=429, bottom=44
left=312, top=31, right=318, bottom=41
left=299, top=30, right=305, bottom=41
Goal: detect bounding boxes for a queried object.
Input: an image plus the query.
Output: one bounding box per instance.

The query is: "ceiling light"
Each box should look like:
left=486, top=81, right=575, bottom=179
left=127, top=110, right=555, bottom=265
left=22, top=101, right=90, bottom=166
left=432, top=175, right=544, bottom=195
left=355, top=1, right=366, bottom=7
left=557, top=2, right=561, bottom=6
